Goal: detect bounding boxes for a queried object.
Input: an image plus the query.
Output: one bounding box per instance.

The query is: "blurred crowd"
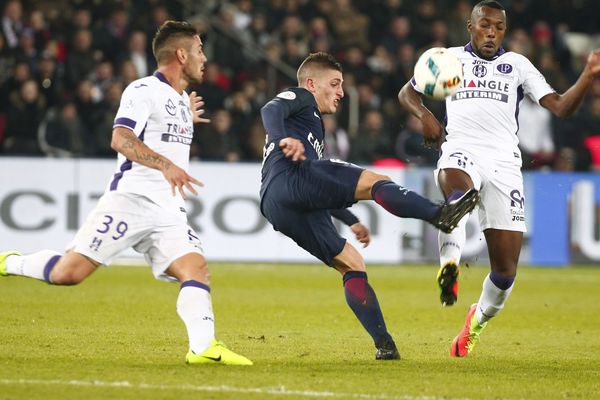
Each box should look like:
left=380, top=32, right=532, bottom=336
left=0, top=0, right=599, bottom=171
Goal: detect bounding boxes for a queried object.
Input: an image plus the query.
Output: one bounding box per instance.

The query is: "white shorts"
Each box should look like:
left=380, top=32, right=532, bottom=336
left=434, top=144, right=526, bottom=232
left=68, top=191, right=204, bottom=281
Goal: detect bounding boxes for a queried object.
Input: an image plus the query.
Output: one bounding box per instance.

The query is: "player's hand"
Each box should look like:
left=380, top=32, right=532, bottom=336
left=585, top=49, right=600, bottom=75
left=279, top=137, right=306, bottom=161
left=421, top=112, right=445, bottom=149
left=350, top=222, right=370, bottom=248
left=162, top=162, right=204, bottom=199
left=189, top=91, right=211, bottom=124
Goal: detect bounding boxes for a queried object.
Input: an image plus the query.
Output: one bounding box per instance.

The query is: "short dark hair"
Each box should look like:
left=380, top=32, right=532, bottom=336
left=473, top=0, right=505, bottom=11
left=297, top=52, right=343, bottom=85
left=151, top=20, right=197, bottom=64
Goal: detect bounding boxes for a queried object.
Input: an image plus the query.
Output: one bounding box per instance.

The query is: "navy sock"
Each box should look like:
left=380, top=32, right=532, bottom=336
left=343, top=271, right=391, bottom=345
left=489, top=270, right=515, bottom=290
left=371, top=180, right=439, bottom=221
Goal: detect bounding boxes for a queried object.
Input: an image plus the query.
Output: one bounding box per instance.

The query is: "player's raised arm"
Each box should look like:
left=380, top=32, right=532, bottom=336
left=111, top=126, right=203, bottom=199
left=539, top=49, right=600, bottom=118
left=398, top=81, right=445, bottom=149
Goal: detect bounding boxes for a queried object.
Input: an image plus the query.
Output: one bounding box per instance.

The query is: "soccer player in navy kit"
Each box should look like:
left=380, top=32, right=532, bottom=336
left=260, top=52, right=480, bottom=360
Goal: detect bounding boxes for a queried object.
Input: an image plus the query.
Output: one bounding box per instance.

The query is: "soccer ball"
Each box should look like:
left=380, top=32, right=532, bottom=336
left=413, top=47, right=463, bottom=100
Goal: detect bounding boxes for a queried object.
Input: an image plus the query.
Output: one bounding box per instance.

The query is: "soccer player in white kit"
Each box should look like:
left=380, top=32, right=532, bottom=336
left=0, top=21, right=252, bottom=365
left=398, top=0, right=600, bottom=357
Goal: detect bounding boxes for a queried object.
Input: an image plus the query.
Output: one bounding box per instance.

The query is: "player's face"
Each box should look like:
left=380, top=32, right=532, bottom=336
left=312, top=69, right=344, bottom=114
left=467, top=6, right=506, bottom=60
left=183, top=35, right=207, bottom=84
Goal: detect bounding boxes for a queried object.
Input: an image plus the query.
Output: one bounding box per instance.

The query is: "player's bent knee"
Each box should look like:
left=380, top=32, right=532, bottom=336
left=49, top=268, right=87, bottom=285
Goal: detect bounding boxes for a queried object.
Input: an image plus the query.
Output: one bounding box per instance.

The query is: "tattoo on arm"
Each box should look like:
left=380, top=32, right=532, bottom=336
left=116, top=130, right=171, bottom=171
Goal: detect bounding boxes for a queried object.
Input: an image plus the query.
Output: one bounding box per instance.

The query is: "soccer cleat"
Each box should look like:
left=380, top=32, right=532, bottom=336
left=186, top=340, right=253, bottom=366
left=450, top=303, right=487, bottom=357
left=433, top=189, right=480, bottom=233
left=375, top=336, right=401, bottom=360
left=0, top=251, right=21, bottom=276
left=437, top=262, right=459, bottom=306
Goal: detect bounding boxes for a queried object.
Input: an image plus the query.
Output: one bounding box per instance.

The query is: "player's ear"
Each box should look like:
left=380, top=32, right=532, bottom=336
left=305, top=77, right=316, bottom=92
left=176, top=47, right=186, bottom=64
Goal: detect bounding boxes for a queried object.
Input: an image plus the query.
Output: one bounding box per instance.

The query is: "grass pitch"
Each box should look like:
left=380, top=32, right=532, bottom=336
left=1, top=263, right=599, bottom=400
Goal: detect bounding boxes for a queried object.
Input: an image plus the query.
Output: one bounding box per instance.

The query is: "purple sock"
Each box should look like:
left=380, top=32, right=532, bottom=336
left=371, top=180, right=439, bottom=222
left=43, top=255, right=60, bottom=283
left=447, top=190, right=465, bottom=203
left=489, top=270, right=515, bottom=290
left=343, top=271, right=391, bottom=345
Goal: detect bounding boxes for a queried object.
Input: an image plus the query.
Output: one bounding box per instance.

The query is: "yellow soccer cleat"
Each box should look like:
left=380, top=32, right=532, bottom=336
left=0, top=251, right=21, bottom=276
left=186, top=340, right=253, bottom=366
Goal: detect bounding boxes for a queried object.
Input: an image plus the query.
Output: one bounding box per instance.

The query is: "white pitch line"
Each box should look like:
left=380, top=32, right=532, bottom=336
left=0, top=378, right=458, bottom=400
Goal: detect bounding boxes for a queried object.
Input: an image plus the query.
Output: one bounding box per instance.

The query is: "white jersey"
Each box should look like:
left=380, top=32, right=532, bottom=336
left=108, top=72, right=194, bottom=215
left=412, top=44, right=555, bottom=164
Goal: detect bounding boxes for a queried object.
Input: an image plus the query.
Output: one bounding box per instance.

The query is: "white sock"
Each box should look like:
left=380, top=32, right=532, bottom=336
left=438, top=214, right=468, bottom=267
left=5, top=250, right=61, bottom=281
left=176, top=283, right=215, bottom=354
left=475, top=273, right=514, bottom=325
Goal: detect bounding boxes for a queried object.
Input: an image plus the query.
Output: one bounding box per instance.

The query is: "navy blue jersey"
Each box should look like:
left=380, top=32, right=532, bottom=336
left=260, top=87, right=324, bottom=197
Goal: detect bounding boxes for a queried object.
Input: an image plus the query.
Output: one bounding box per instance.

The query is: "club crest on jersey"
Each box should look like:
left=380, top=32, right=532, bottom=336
left=472, top=64, right=487, bottom=78
left=494, top=63, right=515, bottom=80
left=165, top=99, right=176, bottom=115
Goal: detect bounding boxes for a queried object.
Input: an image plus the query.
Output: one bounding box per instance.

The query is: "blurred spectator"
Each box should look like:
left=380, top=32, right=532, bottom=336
left=395, top=114, right=438, bottom=167
left=74, top=79, right=104, bottom=141
left=350, top=109, right=393, bottom=164
left=93, top=80, right=123, bottom=157
left=3, top=79, right=46, bottom=155
left=28, top=9, right=50, bottom=53
left=65, top=29, right=96, bottom=89
left=195, top=62, right=229, bottom=111
left=329, top=0, right=370, bottom=51
left=93, top=7, right=129, bottom=64
left=518, top=97, right=556, bottom=170
left=89, top=60, right=116, bottom=102
left=323, top=114, right=351, bottom=160
left=194, top=109, right=240, bottom=161
left=2, top=0, right=23, bottom=51
left=41, top=101, right=89, bottom=157
left=123, top=30, right=155, bottom=79
left=379, top=15, right=413, bottom=55
left=118, top=59, right=139, bottom=86
left=0, top=61, right=30, bottom=112
left=36, top=55, right=63, bottom=109
left=447, top=0, right=471, bottom=46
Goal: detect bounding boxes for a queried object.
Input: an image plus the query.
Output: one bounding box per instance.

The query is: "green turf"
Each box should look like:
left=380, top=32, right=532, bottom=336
left=1, top=263, right=599, bottom=400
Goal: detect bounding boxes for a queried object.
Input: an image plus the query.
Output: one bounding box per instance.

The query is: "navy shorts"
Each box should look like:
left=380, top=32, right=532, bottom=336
left=260, top=159, right=364, bottom=266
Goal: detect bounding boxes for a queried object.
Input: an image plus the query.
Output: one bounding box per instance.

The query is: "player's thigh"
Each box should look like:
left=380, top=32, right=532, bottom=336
left=69, top=192, right=154, bottom=266
left=435, top=147, right=483, bottom=192
left=477, top=165, right=526, bottom=233
left=267, top=204, right=346, bottom=266
left=295, top=159, right=363, bottom=209
left=135, top=217, right=204, bottom=282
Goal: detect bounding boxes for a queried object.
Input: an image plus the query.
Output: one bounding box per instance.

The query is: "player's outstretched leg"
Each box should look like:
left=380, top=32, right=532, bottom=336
left=370, top=181, right=478, bottom=233
left=343, top=271, right=400, bottom=360
left=0, top=250, right=60, bottom=282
